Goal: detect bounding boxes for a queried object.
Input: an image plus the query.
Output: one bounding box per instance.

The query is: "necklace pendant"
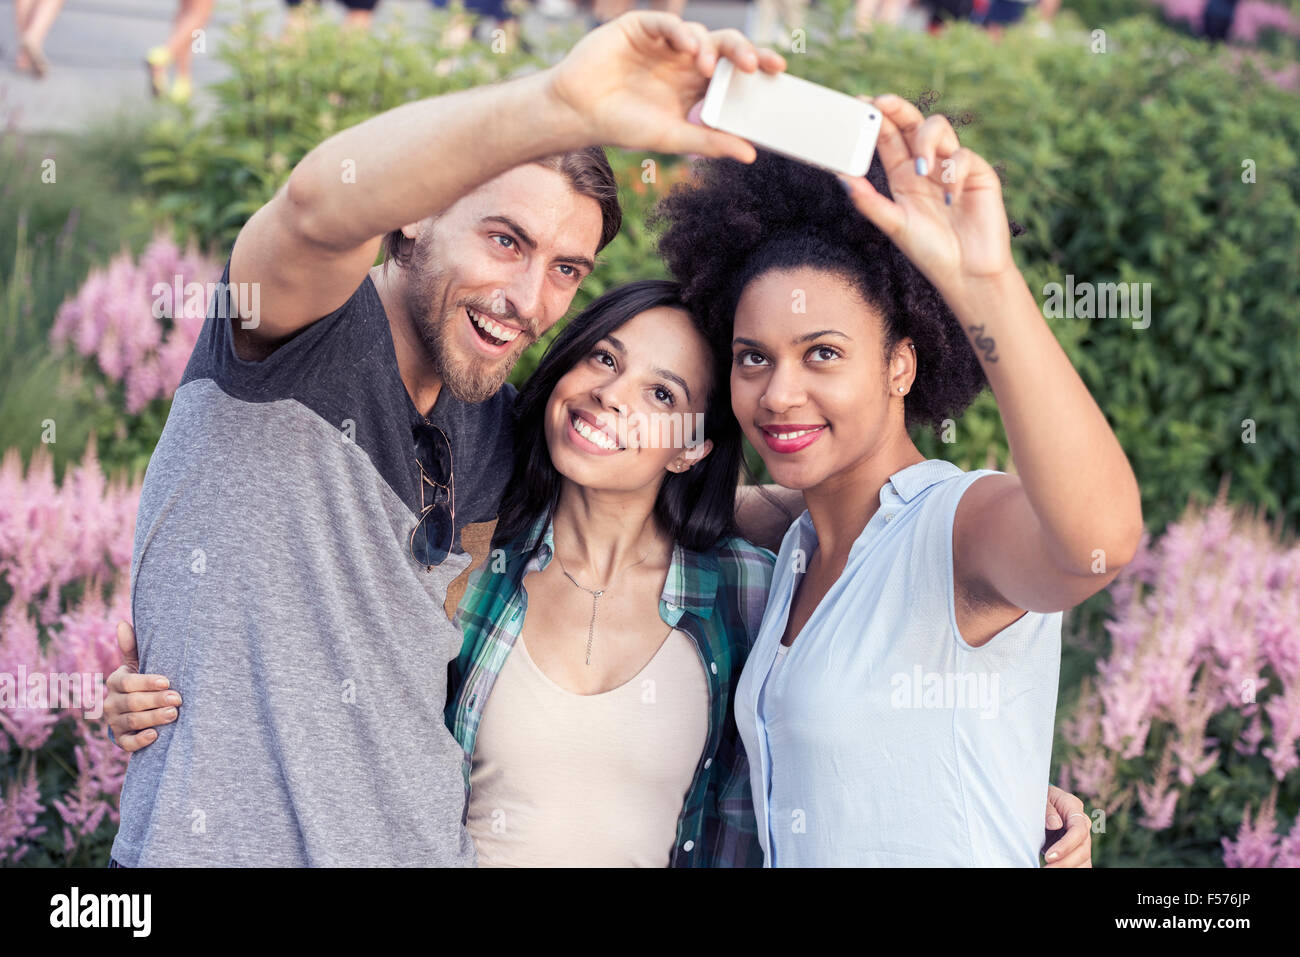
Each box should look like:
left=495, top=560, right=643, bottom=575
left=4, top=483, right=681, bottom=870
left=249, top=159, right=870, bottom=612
left=594, top=590, right=604, bottom=597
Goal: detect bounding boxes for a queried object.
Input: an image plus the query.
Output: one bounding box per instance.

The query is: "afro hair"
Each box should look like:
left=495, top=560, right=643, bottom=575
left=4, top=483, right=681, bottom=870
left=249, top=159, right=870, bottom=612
left=651, top=147, right=997, bottom=435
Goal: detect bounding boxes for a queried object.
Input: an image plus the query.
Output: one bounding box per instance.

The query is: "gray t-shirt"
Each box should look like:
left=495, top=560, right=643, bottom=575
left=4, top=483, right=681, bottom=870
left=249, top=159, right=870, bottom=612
left=110, top=258, right=516, bottom=866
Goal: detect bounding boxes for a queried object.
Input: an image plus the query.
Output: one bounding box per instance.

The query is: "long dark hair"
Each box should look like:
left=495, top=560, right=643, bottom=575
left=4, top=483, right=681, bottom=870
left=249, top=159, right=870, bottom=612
left=494, top=279, right=743, bottom=555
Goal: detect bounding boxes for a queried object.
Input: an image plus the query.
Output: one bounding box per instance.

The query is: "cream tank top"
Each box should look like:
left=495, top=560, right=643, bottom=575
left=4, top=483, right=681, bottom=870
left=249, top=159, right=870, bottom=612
left=466, top=628, right=709, bottom=867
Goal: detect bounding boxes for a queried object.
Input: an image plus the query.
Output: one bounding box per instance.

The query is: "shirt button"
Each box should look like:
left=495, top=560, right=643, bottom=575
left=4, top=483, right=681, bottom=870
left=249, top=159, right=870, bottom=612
left=885, top=514, right=893, bottom=523
left=682, top=840, right=694, bottom=852
left=710, top=662, right=718, bottom=675
left=704, top=758, right=712, bottom=769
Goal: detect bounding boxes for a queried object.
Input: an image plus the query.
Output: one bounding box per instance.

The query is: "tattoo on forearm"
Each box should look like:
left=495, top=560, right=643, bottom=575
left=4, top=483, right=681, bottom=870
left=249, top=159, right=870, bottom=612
left=968, top=324, right=999, bottom=363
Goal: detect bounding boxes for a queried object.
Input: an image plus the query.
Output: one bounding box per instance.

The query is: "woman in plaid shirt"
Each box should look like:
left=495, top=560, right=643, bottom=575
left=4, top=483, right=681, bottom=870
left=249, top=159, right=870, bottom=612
left=448, top=278, right=774, bottom=866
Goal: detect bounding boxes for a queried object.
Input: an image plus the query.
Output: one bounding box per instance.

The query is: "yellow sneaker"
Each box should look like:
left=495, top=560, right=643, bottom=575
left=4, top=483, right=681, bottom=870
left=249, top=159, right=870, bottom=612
left=144, top=46, right=170, bottom=98
left=168, top=74, right=192, bottom=104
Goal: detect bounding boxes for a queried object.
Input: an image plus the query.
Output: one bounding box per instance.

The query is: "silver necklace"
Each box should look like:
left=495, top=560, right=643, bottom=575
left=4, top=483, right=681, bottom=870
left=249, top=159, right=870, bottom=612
left=555, top=548, right=650, bottom=665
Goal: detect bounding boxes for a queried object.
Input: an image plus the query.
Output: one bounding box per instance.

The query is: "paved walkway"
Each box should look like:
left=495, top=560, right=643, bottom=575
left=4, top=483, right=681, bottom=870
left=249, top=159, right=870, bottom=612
left=0, top=0, right=768, bottom=132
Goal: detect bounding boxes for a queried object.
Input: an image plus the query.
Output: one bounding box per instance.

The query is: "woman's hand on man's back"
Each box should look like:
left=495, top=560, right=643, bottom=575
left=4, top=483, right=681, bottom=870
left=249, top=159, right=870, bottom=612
left=105, top=621, right=181, bottom=753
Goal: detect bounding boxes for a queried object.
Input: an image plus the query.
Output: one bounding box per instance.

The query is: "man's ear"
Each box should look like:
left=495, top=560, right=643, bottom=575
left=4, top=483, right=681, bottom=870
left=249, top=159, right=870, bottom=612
left=671, top=438, right=714, bottom=473
left=399, top=220, right=422, bottom=240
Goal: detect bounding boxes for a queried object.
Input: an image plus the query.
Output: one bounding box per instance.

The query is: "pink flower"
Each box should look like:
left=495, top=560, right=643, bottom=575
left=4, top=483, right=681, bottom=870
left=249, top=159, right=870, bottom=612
left=51, top=720, right=128, bottom=849
left=1065, top=497, right=1300, bottom=864
left=1275, top=821, right=1300, bottom=868
left=0, top=603, right=60, bottom=751
left=1263, top=683, right=1300, bottom=781
left=1222, top=792, right=1281, bottom=868
left=0, top=763, right=47, bottom=864
left=50, top=231, right=221, bottom=405
left=1231, top=0, right=1300, bottom=44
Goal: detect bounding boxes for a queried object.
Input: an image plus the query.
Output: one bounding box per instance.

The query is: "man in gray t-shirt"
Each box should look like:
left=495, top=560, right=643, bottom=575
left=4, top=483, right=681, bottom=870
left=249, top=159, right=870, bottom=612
left=105, top=14, right=786, bottom=865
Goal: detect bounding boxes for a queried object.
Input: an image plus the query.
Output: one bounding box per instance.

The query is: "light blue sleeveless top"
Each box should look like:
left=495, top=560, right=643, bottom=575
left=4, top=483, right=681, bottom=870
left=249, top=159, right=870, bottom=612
left=735, top=459, right=1063, bottom=866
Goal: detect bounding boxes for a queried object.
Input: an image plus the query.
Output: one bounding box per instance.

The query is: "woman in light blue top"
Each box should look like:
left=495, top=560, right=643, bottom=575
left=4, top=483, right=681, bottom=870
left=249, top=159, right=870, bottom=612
left=655, top=97, right=1142, bottom=865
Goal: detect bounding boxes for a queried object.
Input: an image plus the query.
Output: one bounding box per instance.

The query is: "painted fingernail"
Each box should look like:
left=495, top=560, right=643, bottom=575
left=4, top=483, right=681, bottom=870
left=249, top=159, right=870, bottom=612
left=944, top=191, right=953, bottom=206
left=915, top=157, right=928, bottom=177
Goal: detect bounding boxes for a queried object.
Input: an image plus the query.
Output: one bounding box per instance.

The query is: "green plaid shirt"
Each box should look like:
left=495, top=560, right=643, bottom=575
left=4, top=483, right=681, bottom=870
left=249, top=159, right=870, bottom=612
left=447, top=514, right=774, bottom=867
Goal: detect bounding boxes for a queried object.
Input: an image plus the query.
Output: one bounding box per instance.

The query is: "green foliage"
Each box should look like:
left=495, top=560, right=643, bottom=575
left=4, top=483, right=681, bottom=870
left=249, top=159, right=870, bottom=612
left=129, top=10, right=1300, bottom=533
left=1061, top=0, right=1155, bottom=28
left=789, top=17, right=1300, bottom=532
left=138, top=4, right=561, bottom=253
left=0, top=127, right=158, bottom=480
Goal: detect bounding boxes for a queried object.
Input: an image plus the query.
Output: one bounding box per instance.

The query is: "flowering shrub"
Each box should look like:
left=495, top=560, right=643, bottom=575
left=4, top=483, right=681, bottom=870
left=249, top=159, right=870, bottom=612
left=1229, top=0, right=1300, bottom=44
left=1059, top=497, right=1300, bottom=866
left=50, top=233, right=220, bottom=415
left=0, top=442, right=140, bottom=865
left=0, top=231, right=211, bottom=864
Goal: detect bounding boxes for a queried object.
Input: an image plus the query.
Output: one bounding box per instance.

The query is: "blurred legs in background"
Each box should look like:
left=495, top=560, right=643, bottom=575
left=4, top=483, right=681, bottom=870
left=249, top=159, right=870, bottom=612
left=593, top=0, right=635, bottom=21
left=283, top=0, right=321, bottom=37
left=854, top=0, right=910, bottom=31
left=144, top=0, right=216, bottom=102
left=430, top=0, right=524, bottom=49
left=748, top=0, right=809, bottom=47
left=649, top=0, right=688, bottom=17
left=970, top=0, right=1029, bottom=38
left=13, top=0, right=65, bottom=77
left=340, top=0, right=381, bottom=31
left=593, top=0, right=686, bottom=24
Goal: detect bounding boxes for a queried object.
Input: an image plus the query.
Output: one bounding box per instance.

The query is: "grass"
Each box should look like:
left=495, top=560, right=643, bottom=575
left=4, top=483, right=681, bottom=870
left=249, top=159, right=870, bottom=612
left=0, top=113, right=160, bottom=479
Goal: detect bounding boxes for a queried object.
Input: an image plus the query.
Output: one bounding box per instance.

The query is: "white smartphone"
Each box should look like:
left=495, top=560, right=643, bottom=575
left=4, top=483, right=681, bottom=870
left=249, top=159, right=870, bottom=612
left=699, top=59, right=882, bottom=178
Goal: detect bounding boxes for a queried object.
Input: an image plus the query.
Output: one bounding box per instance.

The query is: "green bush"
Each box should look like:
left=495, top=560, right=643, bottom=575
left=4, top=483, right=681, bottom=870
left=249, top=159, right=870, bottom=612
left=787, top=15, right=1300, bottom=534
left=0, top=125, right=158, bottom=479
left=138, top=4, right=558, bottom=252
left=1061, top=0, right=1156, bottom=28
left=135, top=8, right=1300, bottom=535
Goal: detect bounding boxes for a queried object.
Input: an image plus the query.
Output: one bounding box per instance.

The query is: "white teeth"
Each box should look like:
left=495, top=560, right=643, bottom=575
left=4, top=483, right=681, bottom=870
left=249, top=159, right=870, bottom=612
left=773, top=429, right=818, bottom=440
left=572, top=414, right=619, bottom=450
left=469, top=308, right=520, bottom=343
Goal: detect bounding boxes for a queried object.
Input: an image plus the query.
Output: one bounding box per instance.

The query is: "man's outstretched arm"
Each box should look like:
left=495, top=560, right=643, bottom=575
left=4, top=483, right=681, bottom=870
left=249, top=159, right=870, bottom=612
left=230, top=12, right=787, bottom=345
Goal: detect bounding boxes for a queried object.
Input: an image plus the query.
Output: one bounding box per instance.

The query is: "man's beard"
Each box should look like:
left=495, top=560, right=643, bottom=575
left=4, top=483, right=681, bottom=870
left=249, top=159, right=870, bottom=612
left=419, top=304, right=524, bottom=404
left=404, top=239, right=531, bottom=405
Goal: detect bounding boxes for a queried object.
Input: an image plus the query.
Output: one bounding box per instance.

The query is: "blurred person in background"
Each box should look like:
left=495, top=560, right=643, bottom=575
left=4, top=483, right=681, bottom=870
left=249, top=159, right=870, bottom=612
left=430, top=0, right=526, bottom=49
left=12, top=0, right=64, bottom=77
left=341, top=0, right=382, bottom=30
left=853, top=0, right=911, bottom=32
left=594, top=0, right=688, bottom=25
left=144, top=0, right=215, bottom=103
left=920, top=0, right=972, bottom=32
left=967, top=0, right=1059, bottom=35
left=1203, top=0, right=1239, bottom=41
left=969, top=0, right=1027, bottom=31
left=746, top=0, right=808, bottom=48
